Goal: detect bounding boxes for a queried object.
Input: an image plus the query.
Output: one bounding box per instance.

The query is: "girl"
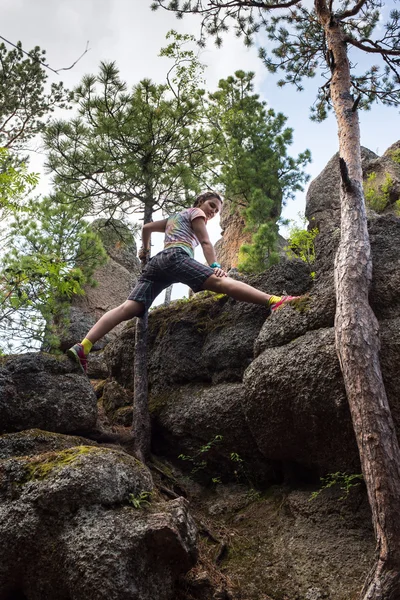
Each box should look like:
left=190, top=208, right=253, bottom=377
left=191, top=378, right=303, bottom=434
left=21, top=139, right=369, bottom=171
left=67, top=191, right=303, bottom=372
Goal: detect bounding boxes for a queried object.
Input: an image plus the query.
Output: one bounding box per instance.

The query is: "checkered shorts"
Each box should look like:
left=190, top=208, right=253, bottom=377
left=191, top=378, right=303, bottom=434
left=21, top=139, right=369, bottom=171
left=128, top=247, right=214, bottom=311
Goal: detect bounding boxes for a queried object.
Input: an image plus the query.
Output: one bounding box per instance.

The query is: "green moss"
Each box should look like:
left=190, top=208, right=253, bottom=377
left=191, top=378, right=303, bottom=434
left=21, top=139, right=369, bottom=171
left=149, top=390, right=174, bottom=416
left=149, top=292, right=233, bottom=339
left=389, top=148, right=400, bottom=165
left=21, top=445, right=103, bottom=482
left=363, top=171, right=395, bottom=212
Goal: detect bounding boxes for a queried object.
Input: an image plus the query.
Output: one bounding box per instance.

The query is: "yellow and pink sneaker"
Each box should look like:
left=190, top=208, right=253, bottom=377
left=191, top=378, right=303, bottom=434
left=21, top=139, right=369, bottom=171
left=269, top=295, right=305, bottom=312
left=66, top=343, right=88, bottom=373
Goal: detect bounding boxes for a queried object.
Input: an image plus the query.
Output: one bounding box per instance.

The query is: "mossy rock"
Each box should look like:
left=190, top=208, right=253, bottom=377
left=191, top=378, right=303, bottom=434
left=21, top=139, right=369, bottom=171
left=0, top=429, right=98, bottom=460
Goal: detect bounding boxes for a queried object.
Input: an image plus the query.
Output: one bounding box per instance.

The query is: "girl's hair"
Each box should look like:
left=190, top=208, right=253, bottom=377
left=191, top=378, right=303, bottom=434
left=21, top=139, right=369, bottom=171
left=193, top=191, right=223, bottom=208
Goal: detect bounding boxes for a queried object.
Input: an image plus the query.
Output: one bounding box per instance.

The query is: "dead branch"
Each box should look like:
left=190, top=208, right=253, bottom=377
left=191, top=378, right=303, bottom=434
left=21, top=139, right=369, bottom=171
left=0, top=35, right=90, bottom=75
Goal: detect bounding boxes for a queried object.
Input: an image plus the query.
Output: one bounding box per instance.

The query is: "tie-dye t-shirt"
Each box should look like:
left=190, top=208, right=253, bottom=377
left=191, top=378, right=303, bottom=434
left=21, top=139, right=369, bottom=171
left=164, top=207, right=207, bottom=257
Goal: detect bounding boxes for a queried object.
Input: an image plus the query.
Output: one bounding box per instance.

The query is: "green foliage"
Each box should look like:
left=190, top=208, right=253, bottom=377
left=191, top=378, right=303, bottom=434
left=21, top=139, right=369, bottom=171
left=238, top=221, right=280, bottom=274
left=128, top=491, right=153, bottom=509
left=363, top=171, right=395, bottom=213
left=310, top=472, right=364, bottom=502
left=0, top=148, right=39, bottom=215
left=153, top=2, right=400, bottom=119
left=390, top=149, right=400, bottom=165
left=285, top=216, right=318, bottom=275
left=179, top=434, right=224, bottom=475
left=178, top=436, right=250, bottom=485
left=0, top=193, right=107, bottom=352
left=0, top=42, right=71, bottom=151
left=45, top=32, right=216, bottom=222
left=208, top=71, right=310, bottom=273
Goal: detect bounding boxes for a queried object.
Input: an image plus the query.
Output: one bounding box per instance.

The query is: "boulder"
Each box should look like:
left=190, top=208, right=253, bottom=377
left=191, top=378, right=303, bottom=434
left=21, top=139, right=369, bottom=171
left=0, top=429, right=97, bottom=460
left=0, top=353, right=97, bottom=435
left=305, top=147, right=378, bottom=233
left=245, top=318, right=400, bottom=476
left=150, top=383, right=270, bottom=483
left=0, top=430, right=196, bottom=600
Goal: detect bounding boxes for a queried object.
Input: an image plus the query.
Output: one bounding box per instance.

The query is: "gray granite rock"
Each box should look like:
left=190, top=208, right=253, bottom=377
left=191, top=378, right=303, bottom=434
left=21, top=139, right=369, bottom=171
left=0, top=353, right=97, bottom=434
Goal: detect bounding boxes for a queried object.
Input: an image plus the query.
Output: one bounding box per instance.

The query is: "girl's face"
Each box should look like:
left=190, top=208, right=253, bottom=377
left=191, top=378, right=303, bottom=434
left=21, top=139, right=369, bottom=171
left=199, top=197, right=222, bottom=220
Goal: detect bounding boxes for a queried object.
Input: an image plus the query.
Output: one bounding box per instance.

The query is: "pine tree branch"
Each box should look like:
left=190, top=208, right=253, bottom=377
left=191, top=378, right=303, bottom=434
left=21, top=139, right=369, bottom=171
left=336, top=0, right=369, bottom=20
left=344, top=36, right=400, bottom=56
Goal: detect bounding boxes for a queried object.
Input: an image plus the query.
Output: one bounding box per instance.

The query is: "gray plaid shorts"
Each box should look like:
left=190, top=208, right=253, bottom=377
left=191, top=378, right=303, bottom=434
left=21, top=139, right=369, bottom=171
left=128, top=247, right=214, bottom=311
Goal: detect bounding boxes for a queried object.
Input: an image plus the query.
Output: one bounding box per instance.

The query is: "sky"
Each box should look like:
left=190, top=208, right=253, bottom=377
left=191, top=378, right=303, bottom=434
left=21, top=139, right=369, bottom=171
left=2, top=0, right=399, bottom=303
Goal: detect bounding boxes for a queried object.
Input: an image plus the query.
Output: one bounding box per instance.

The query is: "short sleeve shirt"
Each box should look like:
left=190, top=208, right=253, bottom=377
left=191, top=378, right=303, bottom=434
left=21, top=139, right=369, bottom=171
left=164, top=207, right=206, bottom=257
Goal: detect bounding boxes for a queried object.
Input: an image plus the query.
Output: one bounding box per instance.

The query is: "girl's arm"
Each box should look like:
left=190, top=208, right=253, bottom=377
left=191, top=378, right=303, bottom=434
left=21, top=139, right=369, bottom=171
left=191, top=217, right=226, bottom=277
left=139, top=218, right=168, bottom=259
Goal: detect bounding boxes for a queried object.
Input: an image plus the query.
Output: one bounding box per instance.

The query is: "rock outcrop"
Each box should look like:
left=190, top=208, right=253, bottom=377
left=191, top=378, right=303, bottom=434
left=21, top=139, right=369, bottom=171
left=306, top=143, right=400, bottom=233
left=215, top=198, right=288, bottom=270
left=214, top=198, right=252, bottom=270
left=0, top=354, right=97, bottom=435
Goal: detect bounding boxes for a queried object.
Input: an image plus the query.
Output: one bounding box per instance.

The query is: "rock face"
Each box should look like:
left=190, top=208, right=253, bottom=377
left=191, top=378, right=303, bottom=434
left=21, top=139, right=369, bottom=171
left=0, top=354, right=97, bottom=434
left=59, top=219, right=141, bottom=351
left=214, top=198, right=253, bottom=270
left=0, top=430, right=197, bottom=600
left=306, top=141, right=400, bottom=233
left=215, top=198, right=288, bottom=270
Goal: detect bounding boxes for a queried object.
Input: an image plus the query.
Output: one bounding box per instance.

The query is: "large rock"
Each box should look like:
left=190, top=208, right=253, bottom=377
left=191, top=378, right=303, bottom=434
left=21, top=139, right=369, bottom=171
left=305, top=147, right=378, bottom=233
left=215, top=198, right=253, bottom=270
left=0, top=429, right=97, bottom=460
left=209, top=483, right=374, bottom=600
left=150, top=383, right=271, bottom=483
left=0, top=353, right=97, bottom=434
left=245, top=318, right=400, bottom=476
left=0, top=430, right=197, bottom=600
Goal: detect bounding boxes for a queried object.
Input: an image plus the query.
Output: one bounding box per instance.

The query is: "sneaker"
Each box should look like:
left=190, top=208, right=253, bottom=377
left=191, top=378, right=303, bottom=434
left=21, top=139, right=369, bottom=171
left=66, top=343, right=88, bottom=373
left=270, top=295, right=305, bottom=312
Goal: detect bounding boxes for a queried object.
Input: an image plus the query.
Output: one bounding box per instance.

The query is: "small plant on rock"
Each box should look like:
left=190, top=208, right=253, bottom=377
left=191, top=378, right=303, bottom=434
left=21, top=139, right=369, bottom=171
left=310, top=472, right=364, bottom=502
left=128, top=491, right=152, bottom=509
left=285, top=215, right=318, bottom=277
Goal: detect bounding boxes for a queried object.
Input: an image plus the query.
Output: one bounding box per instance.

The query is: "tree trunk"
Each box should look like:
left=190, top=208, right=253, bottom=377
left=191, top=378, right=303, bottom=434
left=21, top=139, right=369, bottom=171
left=132, top=201, right=153, bottom=463
left=164, top=284, right=173, bottom=306
left=317, top=5, right=400, bottom=598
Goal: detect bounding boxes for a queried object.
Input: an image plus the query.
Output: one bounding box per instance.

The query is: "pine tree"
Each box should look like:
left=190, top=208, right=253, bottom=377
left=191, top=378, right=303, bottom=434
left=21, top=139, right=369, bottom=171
left=208, top=70, right=310, bottom=271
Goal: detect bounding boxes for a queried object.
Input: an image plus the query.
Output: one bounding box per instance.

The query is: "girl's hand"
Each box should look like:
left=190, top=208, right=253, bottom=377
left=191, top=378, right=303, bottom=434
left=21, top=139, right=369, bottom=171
left=138, top=247, right=150, bottom=261
left=213, top=267, right=227, bottom=278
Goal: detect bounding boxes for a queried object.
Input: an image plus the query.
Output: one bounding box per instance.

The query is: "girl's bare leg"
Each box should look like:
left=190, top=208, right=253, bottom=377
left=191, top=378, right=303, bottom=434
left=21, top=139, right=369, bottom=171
left=86, top=300, right=145, bottom=345
left=202, top=275, right=272, bottom=305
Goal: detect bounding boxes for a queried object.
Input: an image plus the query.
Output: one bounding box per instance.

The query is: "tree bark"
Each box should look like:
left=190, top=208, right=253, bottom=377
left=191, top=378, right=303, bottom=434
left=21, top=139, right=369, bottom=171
left=164, top=284, right=173, bottom=306
left=132, top=201, right=153, bottom=463
left=316, top=3, right=400, bottom=598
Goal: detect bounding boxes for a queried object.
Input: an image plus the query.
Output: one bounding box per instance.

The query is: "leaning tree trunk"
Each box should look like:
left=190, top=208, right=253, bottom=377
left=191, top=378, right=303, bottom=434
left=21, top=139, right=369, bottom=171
left=132, top=202, right=152, bottom=464
left=317, top=4, right=400, bottom=598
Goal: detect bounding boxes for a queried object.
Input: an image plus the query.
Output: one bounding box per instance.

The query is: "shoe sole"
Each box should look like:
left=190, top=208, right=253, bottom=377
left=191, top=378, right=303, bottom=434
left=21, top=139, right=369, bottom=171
left=66, top=348, right=86, bottom=373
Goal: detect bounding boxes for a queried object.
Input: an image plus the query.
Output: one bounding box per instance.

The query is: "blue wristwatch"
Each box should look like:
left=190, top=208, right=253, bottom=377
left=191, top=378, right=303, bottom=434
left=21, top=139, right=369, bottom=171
left=210, top=262, right=222, bottom=269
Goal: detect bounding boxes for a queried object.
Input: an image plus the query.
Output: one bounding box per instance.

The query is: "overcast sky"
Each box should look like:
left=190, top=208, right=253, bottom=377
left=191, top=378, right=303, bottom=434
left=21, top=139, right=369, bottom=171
left=2, top=0, right=399, bottom=299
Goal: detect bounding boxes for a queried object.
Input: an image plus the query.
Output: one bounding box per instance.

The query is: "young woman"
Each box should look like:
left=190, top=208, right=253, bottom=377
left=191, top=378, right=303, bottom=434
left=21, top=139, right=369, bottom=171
left=67, top=191, right=303, bottom=372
